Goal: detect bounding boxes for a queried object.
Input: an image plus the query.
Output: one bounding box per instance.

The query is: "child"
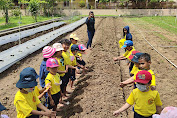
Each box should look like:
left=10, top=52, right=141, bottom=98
left=113, top=70, right=162, bottom=118
left=45, top=58, right=63, bottom=111
left=39, top=46, right=56, bottom=88
left=119, top=26, right=132, bottom=48
left=0, top=102, right=9, bottom=118
left=76, top=44, right=88, bottom=74
left=52, top=43, right=68, bottom=98
left=69, top=34, right=79, bottom=53
left=70, top=44, right=79, bottom=89
left=14, top=67, right=56, bottom=118
left=59, top=39, right=77, bottom=89
left=69, top=33, right=78, bottom=45
left=120, top=53, right=156, bottom=90
left=129, top=51, right=142, bottom=76
left=113, top=40, right=135, bottom=73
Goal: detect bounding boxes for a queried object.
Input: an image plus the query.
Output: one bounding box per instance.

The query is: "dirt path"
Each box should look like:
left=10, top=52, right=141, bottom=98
left=0, top=17, right=177, bottom=118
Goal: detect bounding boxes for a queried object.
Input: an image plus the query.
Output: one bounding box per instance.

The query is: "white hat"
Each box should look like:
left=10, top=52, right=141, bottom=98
left=70, top=33, right=77, bottom=39
left=73, top=37, right=79, bottom=41
left=52, top=43, right=64, bottom=51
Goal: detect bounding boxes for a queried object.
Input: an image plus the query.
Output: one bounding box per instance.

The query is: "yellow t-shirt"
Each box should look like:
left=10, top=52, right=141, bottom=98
left=123, top=46, right=135, bottom=61
left=69, top=43, right=73, bottom=54
left=14, top=90, right=41, bottom=118
left=134, top=69, right=156, bottom=86
left=130, top=65, right=139, bottom=75
left=55, top=57, right=66, bottom=77
left=70, top=52, right=77, bottom=66
left=45, top=73, right=61, bottom=95
left=77, top=52, right=82, bottom=57
left=34, top=86, right=40, bottom=97
left=126, top=88, right=162, bottom=117
left=119, top=35, right=126, bottom=48
left=62, top=51, right=71, bottom=66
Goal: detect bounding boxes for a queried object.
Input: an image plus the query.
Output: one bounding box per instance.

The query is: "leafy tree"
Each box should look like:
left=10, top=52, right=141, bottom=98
left=0, top=0, right=14, bottom=24
left=29, top=0, right=40, bottom=22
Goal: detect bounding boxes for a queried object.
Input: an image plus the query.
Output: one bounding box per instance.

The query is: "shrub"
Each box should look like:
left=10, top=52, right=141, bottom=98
left=79, top=0, right=86, bottom=8
left=29, top=0, right=40, bottom=22
left=11, top=8, right=22, bottom=17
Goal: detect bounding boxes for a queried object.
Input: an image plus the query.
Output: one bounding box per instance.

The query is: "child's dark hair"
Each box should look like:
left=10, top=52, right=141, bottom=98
left=43, top=58, right=48, bottom=61
left=148, top=80, right=151, bottom=84
left=59, top=39, right=71, bottom=46
left=89, top=11, right=94, bottom=14
left=139, top=53, right=151, bottom=62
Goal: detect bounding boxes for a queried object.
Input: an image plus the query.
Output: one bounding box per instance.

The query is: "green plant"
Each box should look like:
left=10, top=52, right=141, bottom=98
left=79, top=0, right=86, bottom=8
left=29, top=0, right=40, bottom=22
left=91, top=5, right=94, bottom=9
left=0, top=0, right=14, bottom=24
left=11, top=8, right=22, bottom=17
left=101, top=4, right=106, bottom=9
left=119, top=2, right=124, bottom=7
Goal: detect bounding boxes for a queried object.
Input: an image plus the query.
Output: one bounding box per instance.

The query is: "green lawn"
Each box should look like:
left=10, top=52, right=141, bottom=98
left=0, top=16, right=60, bottom=31
left=65, top=16, right=84, bottom=23
left=126, top=16, right=177, bottom=35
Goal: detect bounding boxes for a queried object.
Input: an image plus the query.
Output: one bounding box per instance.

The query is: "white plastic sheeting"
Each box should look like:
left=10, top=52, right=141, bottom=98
left=0, top=22, right=66, bottom=46
left=0, top=17, right=87, bottom=73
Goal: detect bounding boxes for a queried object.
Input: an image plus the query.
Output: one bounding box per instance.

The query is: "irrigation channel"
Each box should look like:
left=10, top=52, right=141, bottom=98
left=0, top=17, right=176, bottom=118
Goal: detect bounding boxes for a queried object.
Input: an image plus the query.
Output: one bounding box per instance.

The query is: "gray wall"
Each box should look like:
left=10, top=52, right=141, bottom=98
left=62, top=9, right=177, bottom=16
left=0, top=9, right=176, bottom=17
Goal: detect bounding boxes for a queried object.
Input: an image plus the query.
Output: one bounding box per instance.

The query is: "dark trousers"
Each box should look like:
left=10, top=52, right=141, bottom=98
left=87, top=30, right=95, bottom=49
left=129, top=62, right=134, bottom=73
left=134, top=111, right=152, bottom=118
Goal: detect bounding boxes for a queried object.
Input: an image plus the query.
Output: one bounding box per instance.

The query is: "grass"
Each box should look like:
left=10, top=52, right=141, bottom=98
left=0, top=16, right=60, bottom=31
left=126, top=16, right=177, bottom=35
left=65, top=16, right=83, bottom=23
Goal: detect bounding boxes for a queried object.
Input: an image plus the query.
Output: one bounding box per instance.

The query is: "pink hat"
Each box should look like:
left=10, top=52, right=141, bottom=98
left=152, top=107, right=177, bottom=118
left=42, top=46, right=56, bottom=58
left=46, top=58, right=59, bottom=68
left=78, top=44, right=87, bottom=50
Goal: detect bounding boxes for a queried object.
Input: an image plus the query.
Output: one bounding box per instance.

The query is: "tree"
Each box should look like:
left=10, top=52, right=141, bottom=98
left=19, top=0, right=46, bottom=22
left=29, top=0, right=40, bottom=22
left=0, top=0, right=14, bottom=24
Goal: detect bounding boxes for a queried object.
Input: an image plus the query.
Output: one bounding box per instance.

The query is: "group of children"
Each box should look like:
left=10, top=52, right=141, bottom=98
left=0, top=25, right=176, bottom=118
left=11, top=33, right=88, bottom=118
left=112, top=26, right=177, bottom=118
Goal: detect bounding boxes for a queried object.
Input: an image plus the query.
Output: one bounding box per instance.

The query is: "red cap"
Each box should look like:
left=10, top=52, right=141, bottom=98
left=134, top=70, right=152, bottom=84
left=129, top=51, right=140, bottom=60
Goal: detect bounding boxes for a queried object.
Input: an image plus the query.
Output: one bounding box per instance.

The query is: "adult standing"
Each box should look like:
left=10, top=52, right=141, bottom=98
left=86, top=11, right=95, bottom=49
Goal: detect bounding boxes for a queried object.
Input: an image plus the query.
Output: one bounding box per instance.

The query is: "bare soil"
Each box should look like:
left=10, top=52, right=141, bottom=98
left=0, top=17, right=177, bottom=118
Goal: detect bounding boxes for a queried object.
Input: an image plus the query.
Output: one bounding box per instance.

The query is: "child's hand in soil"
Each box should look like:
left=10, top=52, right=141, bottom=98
left=113, top=110, right=121, bottom=116
left=113, top=57, right=118, bottom=61
left=120, top=82, right=126, bottom=88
